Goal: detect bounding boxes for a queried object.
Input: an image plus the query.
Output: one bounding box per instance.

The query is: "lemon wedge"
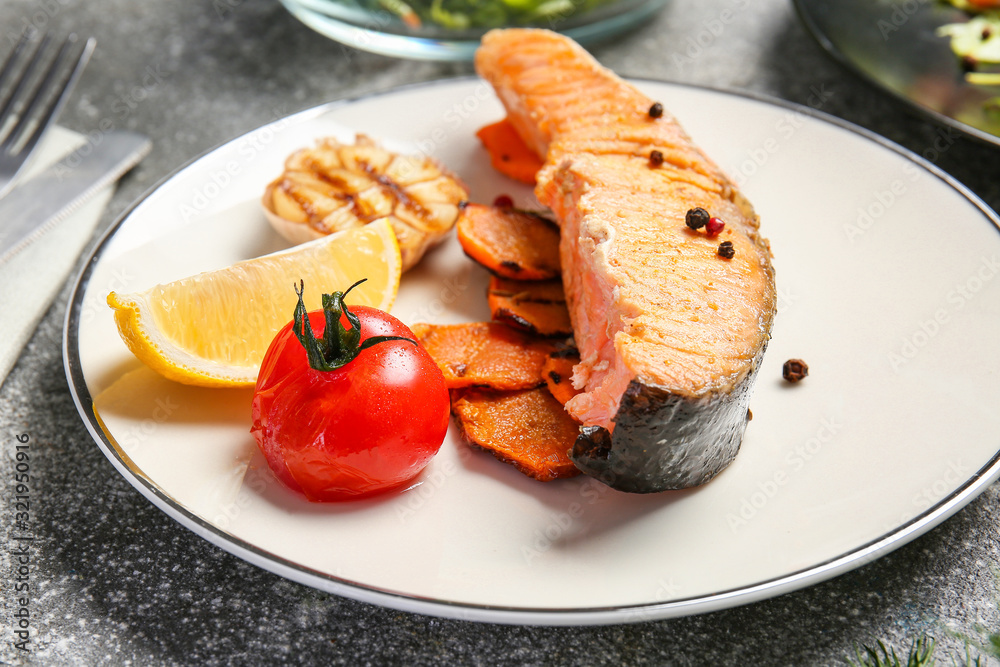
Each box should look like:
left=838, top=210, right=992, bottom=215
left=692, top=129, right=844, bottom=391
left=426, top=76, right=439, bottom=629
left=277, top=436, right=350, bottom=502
left=107, top=219, right=401, bottom=387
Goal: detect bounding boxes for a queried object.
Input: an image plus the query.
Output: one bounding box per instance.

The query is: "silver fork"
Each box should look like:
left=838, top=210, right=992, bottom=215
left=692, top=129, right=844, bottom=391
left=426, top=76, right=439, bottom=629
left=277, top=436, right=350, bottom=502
left=0, top=33, right=95, bottom=200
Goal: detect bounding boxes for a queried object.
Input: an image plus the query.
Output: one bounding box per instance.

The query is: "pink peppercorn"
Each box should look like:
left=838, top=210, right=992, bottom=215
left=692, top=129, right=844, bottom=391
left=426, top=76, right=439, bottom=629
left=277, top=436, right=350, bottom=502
left=706, top=217, right=725, bottom=236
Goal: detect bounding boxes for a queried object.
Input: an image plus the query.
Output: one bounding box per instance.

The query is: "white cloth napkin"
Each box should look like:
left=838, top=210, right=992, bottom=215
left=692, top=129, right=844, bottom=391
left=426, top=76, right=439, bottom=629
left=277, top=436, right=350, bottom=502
left=0, top=127, right=116, bottom=386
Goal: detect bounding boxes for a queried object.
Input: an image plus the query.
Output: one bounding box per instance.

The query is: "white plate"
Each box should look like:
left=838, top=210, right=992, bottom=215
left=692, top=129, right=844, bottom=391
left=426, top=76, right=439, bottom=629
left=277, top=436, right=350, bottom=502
left=65, top=79, right=1000, bottom=625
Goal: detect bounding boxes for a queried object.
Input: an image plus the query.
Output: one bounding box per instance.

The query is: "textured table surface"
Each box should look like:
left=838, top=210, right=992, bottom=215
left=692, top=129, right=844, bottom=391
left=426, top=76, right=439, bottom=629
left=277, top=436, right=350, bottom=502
left=2, top=0, right=1000, bottom=664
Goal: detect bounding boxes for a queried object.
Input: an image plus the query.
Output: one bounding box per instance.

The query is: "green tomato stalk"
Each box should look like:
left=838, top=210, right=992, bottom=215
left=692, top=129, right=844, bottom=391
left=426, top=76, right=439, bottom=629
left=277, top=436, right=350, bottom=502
left=292, top=279, right=414, bottom=372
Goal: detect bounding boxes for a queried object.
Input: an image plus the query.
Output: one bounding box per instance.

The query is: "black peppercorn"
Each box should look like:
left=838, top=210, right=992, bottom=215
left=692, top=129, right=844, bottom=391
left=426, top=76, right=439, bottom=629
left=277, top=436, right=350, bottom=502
left=717, top=241, right=735, bottom=259
left=648, top=102, right=664, bottom=118
left=649, top=150, right=664, bottom=167
left=685, top=207, right=709, bottom=230
left=782, top=359, right=809, bottom=382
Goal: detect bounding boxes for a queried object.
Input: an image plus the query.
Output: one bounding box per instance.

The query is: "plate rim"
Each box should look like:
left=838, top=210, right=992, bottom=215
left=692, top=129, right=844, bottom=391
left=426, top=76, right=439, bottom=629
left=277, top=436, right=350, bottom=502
left=791, top=0, right=1000, bottom=149
left=63, top=76, right=1000, bottom=626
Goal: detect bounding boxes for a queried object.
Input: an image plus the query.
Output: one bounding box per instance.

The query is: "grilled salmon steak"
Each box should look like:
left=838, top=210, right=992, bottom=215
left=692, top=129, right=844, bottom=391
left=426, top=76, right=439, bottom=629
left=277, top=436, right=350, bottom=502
left=475, top=29, right=776, bottom=492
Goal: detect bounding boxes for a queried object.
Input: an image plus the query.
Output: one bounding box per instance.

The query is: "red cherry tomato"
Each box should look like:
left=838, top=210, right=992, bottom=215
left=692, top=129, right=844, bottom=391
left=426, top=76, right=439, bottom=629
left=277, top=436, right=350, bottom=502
left=250, top=285, right=449, bottom=502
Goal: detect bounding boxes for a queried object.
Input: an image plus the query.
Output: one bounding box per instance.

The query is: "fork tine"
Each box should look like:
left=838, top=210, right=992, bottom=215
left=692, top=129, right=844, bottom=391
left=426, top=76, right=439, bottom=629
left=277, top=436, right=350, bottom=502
left=3, top=35, right=95, bottom=156
left=0, top=33, right=50, bottom=140
left=0, top=31, right=34, bottom=105
left=0, top=33, right=94, bottom=201
left=0, top=34, right=65, bottom=151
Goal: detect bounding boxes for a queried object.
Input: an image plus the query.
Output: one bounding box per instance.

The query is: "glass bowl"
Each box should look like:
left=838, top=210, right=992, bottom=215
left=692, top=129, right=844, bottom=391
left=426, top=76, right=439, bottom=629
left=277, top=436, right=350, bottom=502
left=279, top=0, right=668, bottom=60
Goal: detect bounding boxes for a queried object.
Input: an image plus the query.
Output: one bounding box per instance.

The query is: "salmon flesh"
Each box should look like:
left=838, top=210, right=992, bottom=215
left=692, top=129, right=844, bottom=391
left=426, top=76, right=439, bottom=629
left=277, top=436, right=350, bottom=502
left=475, top=29, right=776, bottom=492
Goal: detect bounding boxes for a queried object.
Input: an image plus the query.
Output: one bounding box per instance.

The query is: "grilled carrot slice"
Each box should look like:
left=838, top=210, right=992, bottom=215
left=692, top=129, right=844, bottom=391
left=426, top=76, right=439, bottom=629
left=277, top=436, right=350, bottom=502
left=487, top=276, right=572, bottom=337
left=451, top=387, right=580, bottom=481
left=411, top=322, right=555, bottom=390
left=542, top=350, right=582, bottom=406
left=475, top=119, right=544, bottom=185
left=456, top=203, right=561, bottom=280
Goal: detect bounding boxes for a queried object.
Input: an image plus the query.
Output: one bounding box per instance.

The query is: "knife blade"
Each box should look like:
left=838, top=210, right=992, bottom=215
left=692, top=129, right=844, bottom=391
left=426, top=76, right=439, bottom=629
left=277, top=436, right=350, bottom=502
left=0, top=130, right=151, bottom=265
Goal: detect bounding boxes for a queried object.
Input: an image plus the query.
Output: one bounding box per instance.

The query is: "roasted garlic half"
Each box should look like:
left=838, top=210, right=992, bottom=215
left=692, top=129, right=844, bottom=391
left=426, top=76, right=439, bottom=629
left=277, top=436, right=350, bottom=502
left=262, top=136, right=468, bottom=271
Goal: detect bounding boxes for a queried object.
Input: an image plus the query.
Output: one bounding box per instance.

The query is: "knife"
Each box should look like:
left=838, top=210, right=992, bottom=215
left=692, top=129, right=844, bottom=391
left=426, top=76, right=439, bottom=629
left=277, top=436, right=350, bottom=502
left=0, top=130, right=152, bottom=265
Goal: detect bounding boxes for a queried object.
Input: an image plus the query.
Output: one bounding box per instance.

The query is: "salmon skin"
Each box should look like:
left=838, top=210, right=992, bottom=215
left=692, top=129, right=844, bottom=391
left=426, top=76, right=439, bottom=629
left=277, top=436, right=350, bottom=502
left=475, top=29, right=776, bottom=492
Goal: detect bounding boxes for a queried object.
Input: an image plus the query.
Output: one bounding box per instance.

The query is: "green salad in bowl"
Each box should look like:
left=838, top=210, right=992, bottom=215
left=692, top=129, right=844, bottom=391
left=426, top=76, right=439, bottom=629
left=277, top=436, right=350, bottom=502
left=279, top=0, right=667, bottom=59
left=938, top=0, right=1000, bottom=112
left=378, top=0, right=620, bottom=30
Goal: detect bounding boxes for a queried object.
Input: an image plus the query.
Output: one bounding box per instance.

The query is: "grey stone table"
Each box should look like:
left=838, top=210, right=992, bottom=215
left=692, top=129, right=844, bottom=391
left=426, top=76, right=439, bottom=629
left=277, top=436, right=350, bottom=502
left=2, top=0, right=1000, bottom=664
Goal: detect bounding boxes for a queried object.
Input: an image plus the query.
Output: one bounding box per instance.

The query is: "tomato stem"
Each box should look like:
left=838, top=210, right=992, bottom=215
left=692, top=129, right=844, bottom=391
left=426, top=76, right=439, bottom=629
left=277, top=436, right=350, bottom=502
left=292, top=280, right=415, bottom=371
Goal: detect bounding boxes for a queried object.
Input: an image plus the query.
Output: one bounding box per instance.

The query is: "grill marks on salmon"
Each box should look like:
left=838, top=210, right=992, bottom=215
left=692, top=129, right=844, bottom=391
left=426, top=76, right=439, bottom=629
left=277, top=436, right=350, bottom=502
left=475, top=29, right=776, bottom=491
